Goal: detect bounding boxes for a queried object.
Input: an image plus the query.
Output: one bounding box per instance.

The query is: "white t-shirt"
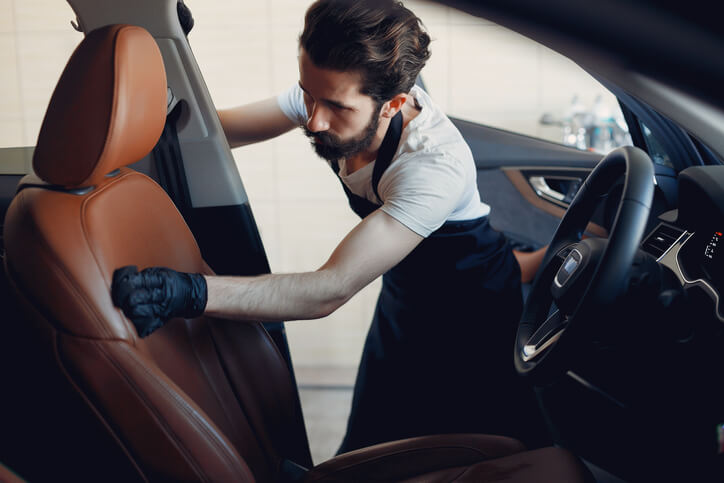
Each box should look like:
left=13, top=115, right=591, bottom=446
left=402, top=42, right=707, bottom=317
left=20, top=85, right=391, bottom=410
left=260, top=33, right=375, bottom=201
left=277, top=84, right=490, bottom=237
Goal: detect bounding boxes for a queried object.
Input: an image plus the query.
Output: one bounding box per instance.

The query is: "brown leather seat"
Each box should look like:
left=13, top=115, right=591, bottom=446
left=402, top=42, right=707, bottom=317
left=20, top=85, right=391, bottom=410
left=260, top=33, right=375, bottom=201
left=0, top=462, right=24, bottom=483
left=2, top=24, right=593, bottom=482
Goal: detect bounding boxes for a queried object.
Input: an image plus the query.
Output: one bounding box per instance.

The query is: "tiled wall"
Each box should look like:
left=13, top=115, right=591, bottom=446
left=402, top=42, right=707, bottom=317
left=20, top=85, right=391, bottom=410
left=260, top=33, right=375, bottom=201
left=0, top=1, right=80, bottom=147
left=0, top=0, right=620, bottom=383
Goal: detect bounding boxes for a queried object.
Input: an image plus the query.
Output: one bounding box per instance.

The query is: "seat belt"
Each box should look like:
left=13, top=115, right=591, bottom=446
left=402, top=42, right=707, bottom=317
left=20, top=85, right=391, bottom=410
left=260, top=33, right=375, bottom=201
left=151, top=102, right=193, bottom=220
left=152, top=0, right=194, bottom=218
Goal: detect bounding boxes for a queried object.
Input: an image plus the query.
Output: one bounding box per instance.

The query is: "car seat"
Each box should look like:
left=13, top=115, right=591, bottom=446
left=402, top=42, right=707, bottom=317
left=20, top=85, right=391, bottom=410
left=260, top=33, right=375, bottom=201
left=0, top=462, right=23, bottom=483
left=2, top=24, right=593, bottom=482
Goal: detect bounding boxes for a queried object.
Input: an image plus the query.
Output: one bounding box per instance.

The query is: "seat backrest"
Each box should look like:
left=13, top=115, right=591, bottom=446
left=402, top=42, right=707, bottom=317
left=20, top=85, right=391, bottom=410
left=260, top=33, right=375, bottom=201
left=3, top=24, right=311, bottom=482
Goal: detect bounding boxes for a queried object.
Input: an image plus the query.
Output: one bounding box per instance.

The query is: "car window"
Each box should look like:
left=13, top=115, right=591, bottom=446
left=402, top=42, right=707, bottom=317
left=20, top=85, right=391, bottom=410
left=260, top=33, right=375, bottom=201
left=640, top=121, right=674, bottom=169
left=420, top=6, right=633, bottom=154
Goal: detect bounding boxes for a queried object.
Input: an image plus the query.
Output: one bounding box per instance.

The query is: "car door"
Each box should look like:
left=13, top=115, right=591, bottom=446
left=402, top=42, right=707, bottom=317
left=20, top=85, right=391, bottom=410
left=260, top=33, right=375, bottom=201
left=413, top=15, right=687, bottom=255
left=455, top=118, right=606, bottom=249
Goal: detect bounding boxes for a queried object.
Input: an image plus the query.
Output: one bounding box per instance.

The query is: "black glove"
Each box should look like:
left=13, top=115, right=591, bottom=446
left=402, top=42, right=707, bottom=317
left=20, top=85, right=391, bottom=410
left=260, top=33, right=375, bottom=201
left=111, top=266, right=207, bottom=337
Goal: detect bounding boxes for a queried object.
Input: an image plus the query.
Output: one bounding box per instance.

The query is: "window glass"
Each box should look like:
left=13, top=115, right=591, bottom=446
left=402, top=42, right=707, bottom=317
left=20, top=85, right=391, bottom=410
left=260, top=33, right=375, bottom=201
left=640, top=122, right=674, bottom=168
left=420, top=5, right=633, bottom=153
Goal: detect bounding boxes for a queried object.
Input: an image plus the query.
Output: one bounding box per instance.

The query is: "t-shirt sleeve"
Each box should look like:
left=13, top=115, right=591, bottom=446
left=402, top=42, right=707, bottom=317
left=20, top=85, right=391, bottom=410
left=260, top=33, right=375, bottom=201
left=277, top=83, right=308, bottom=125
left=378, top=153, right=467, bottom=237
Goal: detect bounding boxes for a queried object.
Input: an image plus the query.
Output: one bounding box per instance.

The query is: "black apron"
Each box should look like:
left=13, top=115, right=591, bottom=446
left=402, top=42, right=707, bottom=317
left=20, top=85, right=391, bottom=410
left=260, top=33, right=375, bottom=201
left=333, top=111, right=546, bottom=453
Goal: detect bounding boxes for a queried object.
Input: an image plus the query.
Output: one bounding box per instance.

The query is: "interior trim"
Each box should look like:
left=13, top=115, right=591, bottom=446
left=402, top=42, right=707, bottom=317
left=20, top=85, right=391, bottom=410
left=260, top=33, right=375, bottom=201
left=503, top=168, right=608, bottom=238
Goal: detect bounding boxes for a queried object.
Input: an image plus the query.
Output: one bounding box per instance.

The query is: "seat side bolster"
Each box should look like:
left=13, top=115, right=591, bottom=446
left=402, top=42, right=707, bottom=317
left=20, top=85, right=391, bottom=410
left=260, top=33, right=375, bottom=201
left=59, top=335, right=255, bottom=482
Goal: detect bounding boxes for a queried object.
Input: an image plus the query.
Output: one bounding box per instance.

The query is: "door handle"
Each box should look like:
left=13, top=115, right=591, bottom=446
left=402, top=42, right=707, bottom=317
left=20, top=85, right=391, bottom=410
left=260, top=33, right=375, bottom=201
left=528, top=176, right=582, bottom=206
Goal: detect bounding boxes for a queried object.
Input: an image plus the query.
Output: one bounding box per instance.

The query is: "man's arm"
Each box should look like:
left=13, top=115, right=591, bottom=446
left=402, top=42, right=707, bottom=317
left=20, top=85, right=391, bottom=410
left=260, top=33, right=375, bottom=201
left=218, top=97, right=297, bottom=148
left=111, top=210, right=424, bottom=333
left=512, top=246, right=547, bottom=284
left=204, top=209, right=423, bottom=321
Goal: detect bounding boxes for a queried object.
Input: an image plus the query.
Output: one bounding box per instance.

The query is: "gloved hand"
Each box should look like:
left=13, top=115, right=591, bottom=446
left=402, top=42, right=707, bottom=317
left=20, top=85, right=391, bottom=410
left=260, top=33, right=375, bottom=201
left=177, top=0, right=194, bottom=36
left=111, top=266, right=208, bottom=337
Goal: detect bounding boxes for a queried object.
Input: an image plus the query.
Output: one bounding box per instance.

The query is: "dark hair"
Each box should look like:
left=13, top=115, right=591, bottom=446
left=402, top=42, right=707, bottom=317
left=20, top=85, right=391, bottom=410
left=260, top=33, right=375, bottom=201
left=300, top=0, right=431, bottom=103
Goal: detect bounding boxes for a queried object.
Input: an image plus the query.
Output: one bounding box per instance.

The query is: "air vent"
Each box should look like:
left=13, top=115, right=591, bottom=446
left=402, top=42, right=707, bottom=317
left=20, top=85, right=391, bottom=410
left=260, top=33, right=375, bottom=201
left=641, top=223, right=685, bottom=259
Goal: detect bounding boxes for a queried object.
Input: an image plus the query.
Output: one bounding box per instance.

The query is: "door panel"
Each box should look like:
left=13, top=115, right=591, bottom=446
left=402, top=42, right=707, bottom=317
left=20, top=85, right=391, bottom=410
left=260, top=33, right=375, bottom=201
left=453, top=118, right=606, bottom=248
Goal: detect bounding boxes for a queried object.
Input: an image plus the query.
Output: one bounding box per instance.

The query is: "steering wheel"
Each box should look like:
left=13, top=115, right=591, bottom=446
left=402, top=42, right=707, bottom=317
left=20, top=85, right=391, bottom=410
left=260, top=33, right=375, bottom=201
left=515, top=146, right=655, bottom=382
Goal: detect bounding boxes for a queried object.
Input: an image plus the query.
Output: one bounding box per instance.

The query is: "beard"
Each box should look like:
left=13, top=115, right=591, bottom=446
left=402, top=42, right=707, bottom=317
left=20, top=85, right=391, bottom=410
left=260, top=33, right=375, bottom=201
left=302, top=104, right=382, bottom=162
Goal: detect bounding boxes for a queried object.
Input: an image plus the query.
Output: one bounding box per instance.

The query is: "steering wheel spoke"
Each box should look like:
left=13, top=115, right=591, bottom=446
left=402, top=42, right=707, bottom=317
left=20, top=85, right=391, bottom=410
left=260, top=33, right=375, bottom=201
left=522, top=310, right=567, bottom=362
left=556, top=243, right=577, bottom=261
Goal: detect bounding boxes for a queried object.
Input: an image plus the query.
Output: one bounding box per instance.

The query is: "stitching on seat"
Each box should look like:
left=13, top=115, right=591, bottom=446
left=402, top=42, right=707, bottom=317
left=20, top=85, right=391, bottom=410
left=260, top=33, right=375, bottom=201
left=3, top=257, right=131, bottom=347
left=80, top=169, right=203, bottom=343
left=80, top=169, right=141, bottom=340
left=447, top=466, right=470, bottom=481
left=93, top=26, right=123, bottom=185
left=105, top=341, right=251, bottom=481
left=186, top=319, right=273, bottom=469
left=206, top=322, right=284, bottom=472
left=185, top=320, right=240, bottom=436
left=118, top=342, right=251, bottom=479
left=94, top=340, right=208, bottom=480
left=53, top=334, right=149, bottom=482
left=14, top=190, right=114, bottom=339
left=3, top=276, right=149, bottom=481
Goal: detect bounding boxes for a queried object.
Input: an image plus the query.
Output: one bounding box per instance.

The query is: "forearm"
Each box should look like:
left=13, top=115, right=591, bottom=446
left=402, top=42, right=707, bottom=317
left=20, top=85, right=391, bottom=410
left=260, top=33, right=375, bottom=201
left=218, top=97, right=296, bottom=148
left=512, top=245, right=547, bottom=284
left=111, top=212, right=422, bottom=336
left=204, top=270, right=351, bottom=322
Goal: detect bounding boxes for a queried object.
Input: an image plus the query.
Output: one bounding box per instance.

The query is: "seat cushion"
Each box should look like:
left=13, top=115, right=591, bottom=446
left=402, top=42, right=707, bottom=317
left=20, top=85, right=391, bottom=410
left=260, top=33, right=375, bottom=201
left=305, top=436, right=593, bottom=483
left=399, top=447, right=594, bottom=482
left=305, top=434, right=526, bottom=482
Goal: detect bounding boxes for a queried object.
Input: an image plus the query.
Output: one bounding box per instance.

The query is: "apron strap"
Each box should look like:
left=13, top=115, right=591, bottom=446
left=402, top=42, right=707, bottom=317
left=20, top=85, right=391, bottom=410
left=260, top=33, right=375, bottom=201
left=330, top=110, right=403, bottom=202
left=371, top=110, right=403, bottom=202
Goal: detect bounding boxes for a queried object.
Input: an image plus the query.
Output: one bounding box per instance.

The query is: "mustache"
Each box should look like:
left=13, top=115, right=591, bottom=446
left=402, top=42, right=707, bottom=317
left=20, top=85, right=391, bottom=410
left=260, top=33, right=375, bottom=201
left=302, top=126, right=339, bottom=145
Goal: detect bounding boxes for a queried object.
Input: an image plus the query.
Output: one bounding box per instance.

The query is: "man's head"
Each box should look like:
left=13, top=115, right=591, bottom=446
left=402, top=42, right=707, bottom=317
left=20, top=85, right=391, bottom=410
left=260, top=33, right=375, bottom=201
left=297, top=0, right=431, bottom=161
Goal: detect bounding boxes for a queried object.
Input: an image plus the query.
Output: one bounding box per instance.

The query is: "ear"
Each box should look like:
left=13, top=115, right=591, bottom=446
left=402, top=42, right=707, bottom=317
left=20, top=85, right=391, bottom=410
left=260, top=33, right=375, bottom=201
left=380, top=93, right=407, bottom=118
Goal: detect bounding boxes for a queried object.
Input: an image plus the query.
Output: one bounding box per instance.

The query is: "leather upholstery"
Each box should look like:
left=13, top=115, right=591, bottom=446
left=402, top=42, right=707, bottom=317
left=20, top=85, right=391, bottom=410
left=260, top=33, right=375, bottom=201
left=5, top=169, right=312, bottom=481
left=0, top=462, right=24, bottom=483
left=305, top=434, right=525, bottom=481
left=5, top=170, right=201, bottom=340
left=307, top=441, right=592, bottom=482
left=33, top=25, right=166, bottom=188
left=5, top=24, right=311, bottom=481
left=398, top=447, right=594, bottom=483
left=3, top=23, right=593, bottom=483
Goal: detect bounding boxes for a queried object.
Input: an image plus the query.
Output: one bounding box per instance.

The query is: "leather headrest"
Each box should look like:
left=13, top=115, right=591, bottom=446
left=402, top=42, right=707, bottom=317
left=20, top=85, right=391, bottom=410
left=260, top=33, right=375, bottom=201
left=33, top=25, right=167, bottom=188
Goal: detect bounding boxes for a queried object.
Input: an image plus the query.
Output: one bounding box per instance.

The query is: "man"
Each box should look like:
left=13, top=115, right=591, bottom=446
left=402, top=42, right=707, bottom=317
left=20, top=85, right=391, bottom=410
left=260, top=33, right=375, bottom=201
left=113, top=0, right=548, bottom=452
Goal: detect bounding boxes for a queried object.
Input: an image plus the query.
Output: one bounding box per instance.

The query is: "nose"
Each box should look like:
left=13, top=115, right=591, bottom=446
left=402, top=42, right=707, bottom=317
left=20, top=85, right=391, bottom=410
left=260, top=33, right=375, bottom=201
left=307, top=104, right=330, bottom=133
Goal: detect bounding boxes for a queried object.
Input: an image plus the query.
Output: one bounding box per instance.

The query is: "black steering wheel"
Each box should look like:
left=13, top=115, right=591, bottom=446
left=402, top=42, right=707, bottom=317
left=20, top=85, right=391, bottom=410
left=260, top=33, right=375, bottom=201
left=515, top=146, right=655, bottom=382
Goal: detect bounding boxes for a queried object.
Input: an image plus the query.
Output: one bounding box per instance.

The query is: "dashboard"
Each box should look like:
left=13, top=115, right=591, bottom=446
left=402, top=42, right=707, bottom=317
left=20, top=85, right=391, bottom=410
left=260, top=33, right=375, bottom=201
left=539, top=166, right=724, bottom=483
left=641, top=165, right=724, bottom=322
